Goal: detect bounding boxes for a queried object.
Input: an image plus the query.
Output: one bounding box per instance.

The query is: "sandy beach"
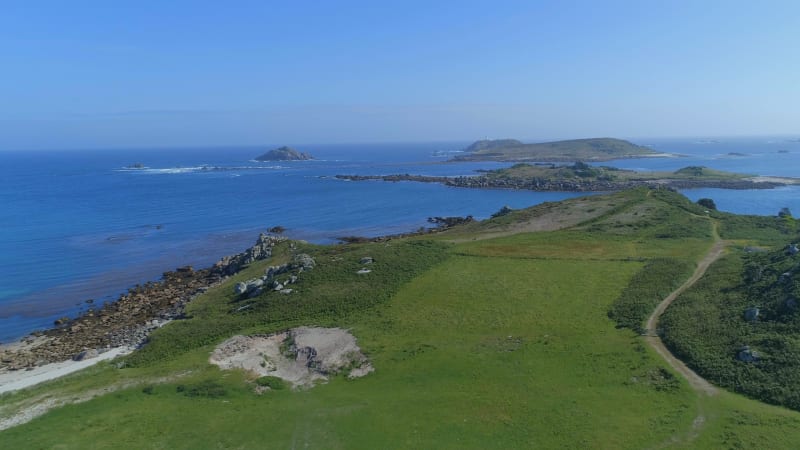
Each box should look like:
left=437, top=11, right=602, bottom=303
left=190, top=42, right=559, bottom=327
left=0, top=346, right=133, bottom=395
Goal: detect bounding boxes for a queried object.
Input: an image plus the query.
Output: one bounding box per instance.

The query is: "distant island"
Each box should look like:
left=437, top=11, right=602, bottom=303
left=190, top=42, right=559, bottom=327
left=452, top=137, right=663, bottom=162
left=337, top=163, right=799, bottom=192
left=255, top=146, right=314, bottom=161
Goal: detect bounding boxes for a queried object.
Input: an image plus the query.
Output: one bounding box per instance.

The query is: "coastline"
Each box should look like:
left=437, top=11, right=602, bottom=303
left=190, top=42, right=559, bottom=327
left=0, top=234, right=286, bottom=393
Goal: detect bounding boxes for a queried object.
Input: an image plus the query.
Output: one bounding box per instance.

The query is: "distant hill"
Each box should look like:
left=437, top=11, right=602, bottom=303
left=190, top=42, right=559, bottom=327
left=255, top=146, right=314, bottom=161
left=463, top=139, right=524, bottom=153
left=453, top=137, right=658, bottom=162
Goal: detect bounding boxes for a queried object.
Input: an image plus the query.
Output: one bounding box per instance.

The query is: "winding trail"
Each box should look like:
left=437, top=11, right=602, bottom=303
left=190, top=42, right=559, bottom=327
left=644, top=232, right=725, bottom=396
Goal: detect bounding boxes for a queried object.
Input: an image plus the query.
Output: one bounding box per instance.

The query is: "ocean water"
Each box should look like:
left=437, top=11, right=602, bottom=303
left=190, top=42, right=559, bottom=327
left=1, top=138, right=799, bottom=342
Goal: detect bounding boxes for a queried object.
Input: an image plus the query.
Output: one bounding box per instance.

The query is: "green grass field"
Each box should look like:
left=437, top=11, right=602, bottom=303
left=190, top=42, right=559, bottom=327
left=3, top=189, right=800, bottom=448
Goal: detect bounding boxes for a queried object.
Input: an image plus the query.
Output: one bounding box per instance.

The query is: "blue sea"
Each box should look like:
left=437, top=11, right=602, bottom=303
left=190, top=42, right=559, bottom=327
left=1, top=138, right=799, bottom=342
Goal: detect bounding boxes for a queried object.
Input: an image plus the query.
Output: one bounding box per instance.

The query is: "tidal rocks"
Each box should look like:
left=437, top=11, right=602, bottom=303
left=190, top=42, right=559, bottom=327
left=427, top=216, right=475, bottom=228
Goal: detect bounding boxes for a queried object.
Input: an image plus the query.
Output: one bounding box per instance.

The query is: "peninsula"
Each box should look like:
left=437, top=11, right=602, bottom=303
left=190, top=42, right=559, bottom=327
left=452, top=137, right=662, bottom=162
left=255, top=146, right=314, bottom=161
left=4, top=188, right=800, bottom=448
left=337, top=163, right=799, bottom=192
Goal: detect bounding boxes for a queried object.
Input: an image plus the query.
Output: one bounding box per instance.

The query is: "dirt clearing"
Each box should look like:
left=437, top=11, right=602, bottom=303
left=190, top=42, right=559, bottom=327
left=209, top=327, right=373, bottom=389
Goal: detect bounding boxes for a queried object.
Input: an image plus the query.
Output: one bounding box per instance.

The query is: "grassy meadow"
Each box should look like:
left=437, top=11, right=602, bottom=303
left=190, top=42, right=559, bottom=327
left=3, top=188, right=800, bottom=448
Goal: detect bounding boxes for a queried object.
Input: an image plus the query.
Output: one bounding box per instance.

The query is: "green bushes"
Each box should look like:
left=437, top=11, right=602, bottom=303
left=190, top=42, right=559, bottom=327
left=608, top=258, right=695, bottom=333
left=660, top=246, right=800, bottom=411
left=255, top=376, right=286, bottom=390
left=176, top=380, right=227, bottom=398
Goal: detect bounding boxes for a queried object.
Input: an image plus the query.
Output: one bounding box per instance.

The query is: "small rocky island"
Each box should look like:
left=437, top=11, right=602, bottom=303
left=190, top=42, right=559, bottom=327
left=255, top=146, right=314, bottom=161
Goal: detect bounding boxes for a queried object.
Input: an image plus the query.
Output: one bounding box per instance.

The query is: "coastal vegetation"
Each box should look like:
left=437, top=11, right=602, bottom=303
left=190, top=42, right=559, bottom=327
left=661, top=238, right=800, bottom=411
left=4, top=188, right=800, bottom=448
left=452, top=137, right=658, bottom=162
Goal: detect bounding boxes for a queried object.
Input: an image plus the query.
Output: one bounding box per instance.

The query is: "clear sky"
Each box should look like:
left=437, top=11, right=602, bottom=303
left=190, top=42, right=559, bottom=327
left=1, top=0, right=798, bottom=150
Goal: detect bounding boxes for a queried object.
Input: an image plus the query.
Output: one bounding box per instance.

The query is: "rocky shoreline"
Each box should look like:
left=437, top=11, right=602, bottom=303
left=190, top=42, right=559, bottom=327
left=335, top=174, right=785, bottom=191
left=0, top=234, right=286, bottom=373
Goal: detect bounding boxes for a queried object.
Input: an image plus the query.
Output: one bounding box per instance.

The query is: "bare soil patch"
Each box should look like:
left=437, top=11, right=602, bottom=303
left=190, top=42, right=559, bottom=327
left=209, top=327, right=373, bottom=389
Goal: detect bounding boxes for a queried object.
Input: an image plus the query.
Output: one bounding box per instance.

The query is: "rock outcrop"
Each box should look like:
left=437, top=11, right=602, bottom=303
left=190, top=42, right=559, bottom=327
left=231, top=252, right=315, bottom=300
left=214, top=234, right=285, bottom=275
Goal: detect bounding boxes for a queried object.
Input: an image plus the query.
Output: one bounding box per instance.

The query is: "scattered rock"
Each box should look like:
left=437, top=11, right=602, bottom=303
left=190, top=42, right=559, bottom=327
left=359, top=257, right=374, bottom=264
left=280, top=289, right=293, bottom=295
left=737, top=346, right=760, bottom=363
left=234, top=282, right=248, bottom=295
left=357, top=268, right=372, bottom=275
left=72, top=348, right=99, bottom=361
left=293, top=253, right=316, bottom=270
left=744, top=307, right=760, bottom=322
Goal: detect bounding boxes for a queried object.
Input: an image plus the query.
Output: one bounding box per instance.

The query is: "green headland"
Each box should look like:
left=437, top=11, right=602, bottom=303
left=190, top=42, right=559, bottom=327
left=2, top=188, right=800, bottom=449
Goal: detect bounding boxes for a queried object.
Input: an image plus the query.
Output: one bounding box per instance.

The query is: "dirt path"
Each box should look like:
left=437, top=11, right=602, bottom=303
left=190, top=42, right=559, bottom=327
left=644, top=236, right=725, bottom=396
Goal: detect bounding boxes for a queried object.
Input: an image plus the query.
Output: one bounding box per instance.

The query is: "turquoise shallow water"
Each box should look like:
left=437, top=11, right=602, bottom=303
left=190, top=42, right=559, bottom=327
left=1, top=138, right=799, bottom=342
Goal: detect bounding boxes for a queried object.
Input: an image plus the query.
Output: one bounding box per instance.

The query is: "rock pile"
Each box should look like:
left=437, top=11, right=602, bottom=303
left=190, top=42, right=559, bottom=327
left=233, top=254, right=316, bottom=299
left=215, top=234, right=286, bottom=275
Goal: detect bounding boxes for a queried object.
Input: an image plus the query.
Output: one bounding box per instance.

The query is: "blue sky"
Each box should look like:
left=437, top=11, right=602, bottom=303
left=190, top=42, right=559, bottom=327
left=1, top=0, right=798, bottom=150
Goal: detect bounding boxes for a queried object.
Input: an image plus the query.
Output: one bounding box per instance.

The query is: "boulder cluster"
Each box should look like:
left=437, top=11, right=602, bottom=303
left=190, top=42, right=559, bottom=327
left=234, top=253, right=316, bottom=298
left=215, top=234, right=285, bottom=275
